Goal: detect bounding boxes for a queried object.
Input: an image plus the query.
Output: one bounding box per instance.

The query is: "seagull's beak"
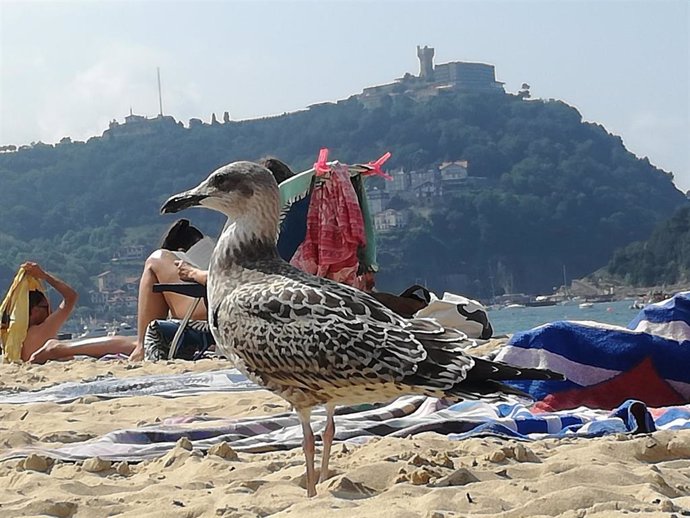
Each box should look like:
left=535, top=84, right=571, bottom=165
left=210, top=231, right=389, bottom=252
left=160, top=188, right=209, bottom=214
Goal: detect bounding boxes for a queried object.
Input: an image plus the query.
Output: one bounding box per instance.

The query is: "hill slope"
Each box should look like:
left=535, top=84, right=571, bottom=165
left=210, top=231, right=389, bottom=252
left=604, top=206, right=690, bottom=286
left=0, top=89, right=685, bottom=308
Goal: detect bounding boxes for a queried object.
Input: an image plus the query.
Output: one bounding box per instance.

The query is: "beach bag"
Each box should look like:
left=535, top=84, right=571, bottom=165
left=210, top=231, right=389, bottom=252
left=414, top=292, right=493, bottom=339
left=144, top=319, right=215, bottom=361
left=370, top=284, right=432, bottom=319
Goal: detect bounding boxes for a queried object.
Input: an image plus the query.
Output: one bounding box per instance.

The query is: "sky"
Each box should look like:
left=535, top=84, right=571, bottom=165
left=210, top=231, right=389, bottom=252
left=1, top=0, right=688, bottom=189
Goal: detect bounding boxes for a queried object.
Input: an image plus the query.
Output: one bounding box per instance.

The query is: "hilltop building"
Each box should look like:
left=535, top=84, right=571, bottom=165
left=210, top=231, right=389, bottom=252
left=102, top=111, right=180, bottom=139
left=358, top=46, right=504, bottom=108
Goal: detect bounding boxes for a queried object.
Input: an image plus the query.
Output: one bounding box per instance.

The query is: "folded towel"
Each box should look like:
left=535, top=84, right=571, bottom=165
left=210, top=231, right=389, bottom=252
left=0, top=267, right=46, bottom=363
left=495, top=292, right=690, bottom=411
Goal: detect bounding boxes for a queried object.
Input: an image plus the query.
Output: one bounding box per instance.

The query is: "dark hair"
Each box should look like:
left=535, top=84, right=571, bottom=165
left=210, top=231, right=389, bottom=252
left=28, top=290, right=47, bottom=311
left=260, top=157, right=294, bottom=185
left=159, top=219, right=204, bottom=251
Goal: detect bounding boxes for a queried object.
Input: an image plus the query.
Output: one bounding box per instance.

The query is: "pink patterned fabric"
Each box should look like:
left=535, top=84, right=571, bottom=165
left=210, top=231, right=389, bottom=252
left=290, top=164, right=366, bottom=288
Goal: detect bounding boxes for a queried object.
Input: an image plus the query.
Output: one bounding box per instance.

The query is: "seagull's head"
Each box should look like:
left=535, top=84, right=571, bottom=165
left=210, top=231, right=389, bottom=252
left=161, top=161, right=280, bottom=220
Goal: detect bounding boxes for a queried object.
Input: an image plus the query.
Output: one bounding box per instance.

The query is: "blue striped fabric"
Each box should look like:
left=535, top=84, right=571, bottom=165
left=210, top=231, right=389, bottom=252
left=3, top=396, right=686, bottom=463
left=496, top=292, right=690, bottom=408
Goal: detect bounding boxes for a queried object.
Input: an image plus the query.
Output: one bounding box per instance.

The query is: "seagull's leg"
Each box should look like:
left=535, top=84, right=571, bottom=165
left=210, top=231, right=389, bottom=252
left=298, top=407, right=317, bottom=497
left=319, top=403, right=336, bottom=483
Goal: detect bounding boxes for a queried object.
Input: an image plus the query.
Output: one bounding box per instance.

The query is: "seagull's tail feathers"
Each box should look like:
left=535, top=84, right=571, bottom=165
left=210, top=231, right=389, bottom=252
left=401, top=318, right=564, bottom=402
left=439, top=357, right=566, bottom=402
left=421, top=356, right=565, bottom=402
left=444, top=379, right=533, bottom=401
left=466, top=357, right=565, bottom=382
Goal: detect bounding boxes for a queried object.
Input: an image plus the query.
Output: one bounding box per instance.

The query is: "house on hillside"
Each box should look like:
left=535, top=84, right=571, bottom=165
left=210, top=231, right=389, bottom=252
left=112, top=245, right=146, bottom=261
left=96, top=271, right=119, bottom=293
left=439, top=161, right=468, bottom=180
left=439, top=160, right=469, bottom=193
left=367, top=188, right=391, bottom=214
left=122, top=276, right=141, bottom=295
left=374, top=209, right=409, bottom=232
left=90, top=291, right=108, bottom=305
left=412, top=180, right=438, bottom=199
left=388, top=168, right=410, bottom=193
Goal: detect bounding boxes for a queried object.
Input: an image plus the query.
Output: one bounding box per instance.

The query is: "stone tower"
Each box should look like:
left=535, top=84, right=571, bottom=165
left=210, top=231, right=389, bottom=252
left=417, top=45, right=435, bottom=81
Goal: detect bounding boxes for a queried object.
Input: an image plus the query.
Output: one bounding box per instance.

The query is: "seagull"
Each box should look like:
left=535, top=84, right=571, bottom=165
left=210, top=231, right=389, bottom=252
left=161, top=161, right=564, bottom=497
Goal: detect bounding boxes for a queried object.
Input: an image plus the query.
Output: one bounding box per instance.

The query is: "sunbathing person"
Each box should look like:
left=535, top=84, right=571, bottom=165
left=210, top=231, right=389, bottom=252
left=128, top=252, right=208, bottom=361
left=24, top=255, right=209, bottom=363
left=21, top=262, right=134, bottom=362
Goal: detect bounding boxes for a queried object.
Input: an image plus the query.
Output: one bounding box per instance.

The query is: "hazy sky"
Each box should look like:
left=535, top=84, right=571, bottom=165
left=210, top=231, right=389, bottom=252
left=2, top=1, right=688, bottom=188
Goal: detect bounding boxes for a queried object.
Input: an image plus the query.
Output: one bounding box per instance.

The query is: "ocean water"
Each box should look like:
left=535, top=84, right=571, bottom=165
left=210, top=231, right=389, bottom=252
left=487, top=299, right=640, bottom=336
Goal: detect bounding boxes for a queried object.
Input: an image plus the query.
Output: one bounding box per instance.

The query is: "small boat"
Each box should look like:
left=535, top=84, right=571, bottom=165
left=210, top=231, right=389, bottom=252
left=505, top=303, right=526, bottom=309
left=578, top=302, right=594, bottom=309
left=525, top=299, right=558, bottom=307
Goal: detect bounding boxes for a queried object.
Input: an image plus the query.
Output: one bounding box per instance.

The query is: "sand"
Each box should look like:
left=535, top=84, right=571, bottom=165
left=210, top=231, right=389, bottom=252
left=1, top=358, right=690, bottom=518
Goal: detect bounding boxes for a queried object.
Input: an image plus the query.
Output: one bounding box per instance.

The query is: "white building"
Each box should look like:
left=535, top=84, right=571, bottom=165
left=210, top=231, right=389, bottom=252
left=374, top=209, right=409, bottom=232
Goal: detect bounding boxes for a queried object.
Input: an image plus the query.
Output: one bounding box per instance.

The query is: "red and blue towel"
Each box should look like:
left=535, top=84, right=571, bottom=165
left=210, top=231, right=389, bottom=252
left=495, top=292, right=690, bottom=411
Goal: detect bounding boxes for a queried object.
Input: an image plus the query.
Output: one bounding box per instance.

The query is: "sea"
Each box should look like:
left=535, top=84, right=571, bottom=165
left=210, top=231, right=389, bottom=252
left=487, top=298, right=641, bottom=336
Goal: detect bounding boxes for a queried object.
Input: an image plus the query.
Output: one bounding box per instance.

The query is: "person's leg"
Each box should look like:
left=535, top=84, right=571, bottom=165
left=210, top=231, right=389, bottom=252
left=29, top=336, right=136, bottom=364
left=131, top=250, right=207, bottom=360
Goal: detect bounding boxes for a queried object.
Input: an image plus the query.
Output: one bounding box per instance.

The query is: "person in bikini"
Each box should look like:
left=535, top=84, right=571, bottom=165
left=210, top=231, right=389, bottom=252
left=22, top=262, right=133, bottom=362
left=24, top=253, right=207, bottom=363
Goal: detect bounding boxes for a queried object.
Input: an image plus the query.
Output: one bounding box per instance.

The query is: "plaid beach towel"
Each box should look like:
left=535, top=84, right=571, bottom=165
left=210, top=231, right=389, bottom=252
left=3, top=395, right=685, bottom=463
left=0, top=368, right=257, bottom=404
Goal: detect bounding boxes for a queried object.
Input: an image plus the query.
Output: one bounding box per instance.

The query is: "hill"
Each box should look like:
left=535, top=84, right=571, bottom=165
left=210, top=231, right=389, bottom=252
left=604, top=206, right=690, bottom=287
left=0, top=88, right=686, bottom=314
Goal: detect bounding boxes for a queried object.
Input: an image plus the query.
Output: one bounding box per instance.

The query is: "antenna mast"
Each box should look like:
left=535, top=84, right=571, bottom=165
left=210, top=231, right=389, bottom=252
left=157, top=67, right=164, bottom=116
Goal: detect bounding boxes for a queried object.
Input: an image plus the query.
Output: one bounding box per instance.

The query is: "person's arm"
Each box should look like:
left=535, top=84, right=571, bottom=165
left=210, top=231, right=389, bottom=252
left=175, top=260, right=208, bottom=286
left=22, top=262, right=78, bottom=334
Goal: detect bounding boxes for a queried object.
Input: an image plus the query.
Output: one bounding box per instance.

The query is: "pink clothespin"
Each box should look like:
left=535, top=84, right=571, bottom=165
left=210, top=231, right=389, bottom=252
left=364, top=152, right=392, bottom=179
left=314, top=148, right=330, bottom=176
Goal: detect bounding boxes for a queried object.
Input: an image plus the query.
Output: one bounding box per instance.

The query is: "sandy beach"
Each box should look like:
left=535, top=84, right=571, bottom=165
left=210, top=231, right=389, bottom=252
left=1, top=357, right=689, bottom=518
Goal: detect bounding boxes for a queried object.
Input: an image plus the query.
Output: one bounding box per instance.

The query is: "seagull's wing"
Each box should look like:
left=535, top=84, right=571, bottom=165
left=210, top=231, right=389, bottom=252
left=220, top=276, right=476, bottom=394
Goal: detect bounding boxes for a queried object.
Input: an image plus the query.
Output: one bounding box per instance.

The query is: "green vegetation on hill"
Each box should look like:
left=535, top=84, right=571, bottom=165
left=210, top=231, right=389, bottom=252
left=0, top=89, right=686, bottom=309
left=605, top=206, right=690, bottom=286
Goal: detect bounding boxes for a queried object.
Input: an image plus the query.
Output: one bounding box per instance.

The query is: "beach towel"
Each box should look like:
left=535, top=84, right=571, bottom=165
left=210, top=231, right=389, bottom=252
left=278, top=153, right=383, bottom=281
left=0, top=267, right=45, bottom=363
left=494, top=292, right=690, bottom=411
left=0, top=368, right=257, bottom=405
left=3, top=396, right=681, bottom=463
left=290, top=162, right=367, bottom=288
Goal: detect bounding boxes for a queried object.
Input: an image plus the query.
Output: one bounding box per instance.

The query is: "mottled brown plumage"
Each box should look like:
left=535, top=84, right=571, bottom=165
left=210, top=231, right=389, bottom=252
left=161, top=161, right=564, bottom=497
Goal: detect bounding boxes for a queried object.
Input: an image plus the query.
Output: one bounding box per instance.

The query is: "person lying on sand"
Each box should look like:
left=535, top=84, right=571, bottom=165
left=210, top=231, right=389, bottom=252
left=25, top=256, right=207, bottom=364
left=21, top=262, right=135, bottom=363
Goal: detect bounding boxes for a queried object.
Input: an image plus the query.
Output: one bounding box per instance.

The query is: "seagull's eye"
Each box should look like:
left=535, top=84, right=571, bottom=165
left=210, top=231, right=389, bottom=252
left=209, top=174, right=253, bottom=196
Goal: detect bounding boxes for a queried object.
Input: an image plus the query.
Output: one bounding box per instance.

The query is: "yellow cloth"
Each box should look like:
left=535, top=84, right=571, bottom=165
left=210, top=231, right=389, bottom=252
left=0, top=267, right=45, bottom=363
